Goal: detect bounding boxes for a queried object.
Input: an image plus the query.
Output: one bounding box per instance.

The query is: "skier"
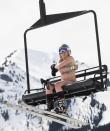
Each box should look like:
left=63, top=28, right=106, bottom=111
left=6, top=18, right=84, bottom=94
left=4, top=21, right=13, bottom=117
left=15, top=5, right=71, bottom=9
left=46, top=44, right=78, bottom=113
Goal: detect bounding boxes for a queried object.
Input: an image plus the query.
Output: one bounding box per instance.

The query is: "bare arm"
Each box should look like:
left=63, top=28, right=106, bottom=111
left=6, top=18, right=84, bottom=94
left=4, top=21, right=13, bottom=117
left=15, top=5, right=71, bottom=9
left=55, top=56, right=76, bottom=70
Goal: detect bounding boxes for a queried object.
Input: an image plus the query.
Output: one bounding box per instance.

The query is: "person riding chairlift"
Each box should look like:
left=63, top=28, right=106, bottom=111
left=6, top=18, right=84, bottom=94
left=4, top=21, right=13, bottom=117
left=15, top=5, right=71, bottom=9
left=46, top=44, right=78, bottom=113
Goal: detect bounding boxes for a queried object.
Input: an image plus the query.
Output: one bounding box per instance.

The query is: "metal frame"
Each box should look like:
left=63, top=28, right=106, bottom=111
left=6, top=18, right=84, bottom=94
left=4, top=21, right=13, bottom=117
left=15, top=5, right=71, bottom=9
left=24, top=0, right=103, bottom=93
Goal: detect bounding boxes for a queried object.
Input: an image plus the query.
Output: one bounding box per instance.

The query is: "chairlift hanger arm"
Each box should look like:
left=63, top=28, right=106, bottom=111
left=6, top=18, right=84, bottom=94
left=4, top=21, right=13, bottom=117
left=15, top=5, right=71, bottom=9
left=24, top=10, right=97, bottom=33
left=39, top=0, right=46, bottom=20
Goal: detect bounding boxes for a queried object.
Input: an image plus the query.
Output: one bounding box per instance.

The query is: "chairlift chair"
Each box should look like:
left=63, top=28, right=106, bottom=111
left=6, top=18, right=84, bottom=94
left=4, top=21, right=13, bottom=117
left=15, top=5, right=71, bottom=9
left=22, top=0, right=108, bottom=106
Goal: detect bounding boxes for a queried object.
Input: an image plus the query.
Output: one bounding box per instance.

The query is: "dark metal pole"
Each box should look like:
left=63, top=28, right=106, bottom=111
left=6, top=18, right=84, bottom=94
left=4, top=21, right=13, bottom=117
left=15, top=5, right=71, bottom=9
left=24, top=28, right=36, bottom=93
left=39, top=0, right=46, bottom=22
left=78, top=10, right=104, bottom=88
left=90, top=10, right=104, bottom=88
left=24, top=26, right=39, bottom=94
left=24, top=29, right=30, bottom=93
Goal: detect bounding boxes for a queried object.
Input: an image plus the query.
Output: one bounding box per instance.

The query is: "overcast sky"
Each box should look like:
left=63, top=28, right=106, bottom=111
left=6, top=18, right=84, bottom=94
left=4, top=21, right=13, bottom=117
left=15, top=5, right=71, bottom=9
left=0, top=0, right=110, bottom=67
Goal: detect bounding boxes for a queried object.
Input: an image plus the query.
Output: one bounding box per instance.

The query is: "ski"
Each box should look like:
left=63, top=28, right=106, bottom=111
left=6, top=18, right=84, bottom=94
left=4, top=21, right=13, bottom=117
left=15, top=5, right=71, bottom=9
left=1, top=101, right=89, bottom=129
left=23, top=102, right=88, bottom=126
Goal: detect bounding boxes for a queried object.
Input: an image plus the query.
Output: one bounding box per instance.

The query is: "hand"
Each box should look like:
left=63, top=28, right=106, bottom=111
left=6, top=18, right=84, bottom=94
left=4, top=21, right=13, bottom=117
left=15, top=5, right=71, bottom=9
left=50, top=64, right=58, bottom=76
left=51, top=64, right=56, bottom=70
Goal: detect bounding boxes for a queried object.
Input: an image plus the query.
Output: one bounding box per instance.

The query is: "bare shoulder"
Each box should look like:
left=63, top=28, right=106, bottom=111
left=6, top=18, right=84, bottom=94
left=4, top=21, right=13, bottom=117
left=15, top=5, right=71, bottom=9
left=67, top=56, right=75, bottom=61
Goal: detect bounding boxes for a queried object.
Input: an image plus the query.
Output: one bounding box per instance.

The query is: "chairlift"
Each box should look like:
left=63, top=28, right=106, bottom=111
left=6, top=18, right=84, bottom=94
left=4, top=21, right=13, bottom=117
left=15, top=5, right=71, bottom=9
left=22, top=0, right=108, bottom=106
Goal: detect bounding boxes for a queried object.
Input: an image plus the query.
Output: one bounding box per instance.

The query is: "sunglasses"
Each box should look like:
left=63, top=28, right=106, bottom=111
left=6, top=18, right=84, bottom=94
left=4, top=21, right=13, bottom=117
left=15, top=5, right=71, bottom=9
left=59, top=50, right=67, bottom=54
left=59, top=47, right=68, bottom=54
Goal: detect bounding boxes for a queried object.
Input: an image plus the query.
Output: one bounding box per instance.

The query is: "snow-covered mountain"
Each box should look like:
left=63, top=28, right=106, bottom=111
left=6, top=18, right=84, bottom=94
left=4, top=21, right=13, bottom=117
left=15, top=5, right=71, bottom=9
left=0, top=49, right=110, bottom=131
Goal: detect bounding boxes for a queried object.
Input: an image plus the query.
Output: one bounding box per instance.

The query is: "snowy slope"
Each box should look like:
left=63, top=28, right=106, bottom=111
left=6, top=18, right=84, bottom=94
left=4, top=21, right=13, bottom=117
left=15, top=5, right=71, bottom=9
left=0, top=50, right=50, bottom=131
left=0, top=49, right=110, bottom=131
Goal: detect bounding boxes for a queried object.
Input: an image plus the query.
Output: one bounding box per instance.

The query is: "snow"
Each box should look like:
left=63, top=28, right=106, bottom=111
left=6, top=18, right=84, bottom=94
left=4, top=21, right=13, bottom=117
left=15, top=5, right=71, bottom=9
left=0, top=49, right=110, bottom=131
left=93, top=91, right=110, bottom=125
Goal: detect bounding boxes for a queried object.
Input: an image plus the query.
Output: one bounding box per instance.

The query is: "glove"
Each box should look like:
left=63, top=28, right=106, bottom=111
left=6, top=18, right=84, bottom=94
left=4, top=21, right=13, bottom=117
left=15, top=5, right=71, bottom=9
left=51, top=64, right=58, bottom=76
